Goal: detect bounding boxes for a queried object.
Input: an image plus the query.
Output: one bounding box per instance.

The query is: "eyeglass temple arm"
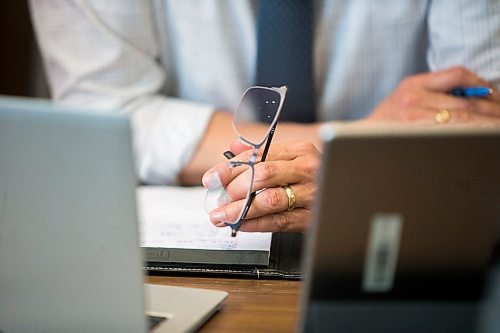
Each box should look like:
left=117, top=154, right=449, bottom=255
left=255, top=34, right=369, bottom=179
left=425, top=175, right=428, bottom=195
left=223, top=123, right=278, bottom=237
left=260, top=123, right=276, bottom=162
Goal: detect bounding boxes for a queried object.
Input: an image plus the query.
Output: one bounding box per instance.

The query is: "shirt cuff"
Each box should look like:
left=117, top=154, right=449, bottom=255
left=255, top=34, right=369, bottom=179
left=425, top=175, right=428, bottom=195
left=125, top=95, right=215, bottom=185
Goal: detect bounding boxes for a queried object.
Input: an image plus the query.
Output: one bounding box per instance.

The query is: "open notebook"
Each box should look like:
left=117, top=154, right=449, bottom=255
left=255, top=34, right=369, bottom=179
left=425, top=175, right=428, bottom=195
left=139, top=186, right=304, bottom=278
left=138, top=186, right=272, bottom=266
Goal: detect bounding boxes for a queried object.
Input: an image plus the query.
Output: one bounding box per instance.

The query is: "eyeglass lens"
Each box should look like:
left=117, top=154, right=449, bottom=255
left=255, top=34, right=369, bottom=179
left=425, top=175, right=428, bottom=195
left=204, top=160, right=255, bottom=225
left=233, top=88, right=282, bottom=145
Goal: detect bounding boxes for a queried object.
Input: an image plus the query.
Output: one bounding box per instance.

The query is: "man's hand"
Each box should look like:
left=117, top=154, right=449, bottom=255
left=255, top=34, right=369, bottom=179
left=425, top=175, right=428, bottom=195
left=202, top=141, right=321, bottom=233
left=366, top=67, right=500, bottom=125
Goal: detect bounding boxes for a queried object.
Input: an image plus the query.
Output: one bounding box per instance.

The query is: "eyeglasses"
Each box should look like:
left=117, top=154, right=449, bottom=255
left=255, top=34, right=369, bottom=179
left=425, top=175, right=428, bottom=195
left=205, top=86, right=288, bottom=237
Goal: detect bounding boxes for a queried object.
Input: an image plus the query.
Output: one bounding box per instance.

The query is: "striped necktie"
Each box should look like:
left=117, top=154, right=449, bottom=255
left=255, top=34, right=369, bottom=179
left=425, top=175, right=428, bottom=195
left=255, top=0, right=316, bottom=123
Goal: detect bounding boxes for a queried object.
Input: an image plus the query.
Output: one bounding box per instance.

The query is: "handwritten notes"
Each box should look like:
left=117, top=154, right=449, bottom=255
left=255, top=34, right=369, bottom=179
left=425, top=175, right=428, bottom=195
left=137, top=186, right=272, bottom=252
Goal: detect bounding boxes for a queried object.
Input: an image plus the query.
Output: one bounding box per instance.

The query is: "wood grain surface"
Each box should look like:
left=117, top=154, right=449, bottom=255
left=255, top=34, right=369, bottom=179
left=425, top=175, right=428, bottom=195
left=146, top=275, right=303, bottom=333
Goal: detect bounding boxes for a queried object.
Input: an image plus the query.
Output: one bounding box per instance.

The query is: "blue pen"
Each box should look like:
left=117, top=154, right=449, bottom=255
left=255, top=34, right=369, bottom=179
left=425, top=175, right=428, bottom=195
left=451, top=86, right=493, bottom=97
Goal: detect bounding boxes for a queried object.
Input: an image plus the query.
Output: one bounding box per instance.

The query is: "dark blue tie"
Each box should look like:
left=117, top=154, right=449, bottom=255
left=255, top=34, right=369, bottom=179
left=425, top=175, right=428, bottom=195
left=255, top=0, right=316, bottom=123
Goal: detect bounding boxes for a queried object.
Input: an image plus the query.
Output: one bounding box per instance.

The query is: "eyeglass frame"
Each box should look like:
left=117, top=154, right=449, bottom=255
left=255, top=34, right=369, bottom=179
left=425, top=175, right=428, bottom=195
left=223, top=85, right=288, bottom=237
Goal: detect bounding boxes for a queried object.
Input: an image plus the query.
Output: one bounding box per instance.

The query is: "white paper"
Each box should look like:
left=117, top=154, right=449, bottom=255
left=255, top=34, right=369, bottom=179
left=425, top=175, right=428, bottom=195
left=137, top=186, right=272, bottom=251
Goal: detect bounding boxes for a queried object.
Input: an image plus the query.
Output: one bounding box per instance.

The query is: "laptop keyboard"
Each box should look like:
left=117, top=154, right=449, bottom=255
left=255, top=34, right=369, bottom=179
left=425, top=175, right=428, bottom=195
left=147, top=315, right=167, bottom=330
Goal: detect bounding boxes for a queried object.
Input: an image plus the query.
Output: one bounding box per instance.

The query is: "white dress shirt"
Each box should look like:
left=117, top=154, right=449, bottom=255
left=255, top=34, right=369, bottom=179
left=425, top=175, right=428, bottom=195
left=29, top=0, right=500, bottom=184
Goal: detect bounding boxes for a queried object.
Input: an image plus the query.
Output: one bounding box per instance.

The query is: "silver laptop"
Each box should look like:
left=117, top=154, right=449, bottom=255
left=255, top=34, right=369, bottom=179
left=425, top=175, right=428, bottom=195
left=298, top=125, right=500, bottom=333
left=0, top=96, right=227, bottom=333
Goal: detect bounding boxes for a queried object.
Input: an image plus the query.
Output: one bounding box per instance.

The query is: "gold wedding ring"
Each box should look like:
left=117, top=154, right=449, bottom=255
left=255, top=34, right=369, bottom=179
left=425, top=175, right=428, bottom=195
left=282, top=185, right=297, bottom=211
left=435, top=108, right=451, bottom=124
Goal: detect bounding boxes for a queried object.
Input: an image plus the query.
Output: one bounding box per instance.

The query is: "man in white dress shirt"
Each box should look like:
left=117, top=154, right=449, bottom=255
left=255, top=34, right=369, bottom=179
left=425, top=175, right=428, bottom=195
left=30, top=0, right=500, bottom=233
left=30, top=1, right=499, bottom=196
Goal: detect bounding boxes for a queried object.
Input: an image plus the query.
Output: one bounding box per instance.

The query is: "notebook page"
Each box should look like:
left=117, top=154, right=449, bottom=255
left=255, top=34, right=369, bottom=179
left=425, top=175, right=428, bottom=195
left=137, top=186, right=272, bottom=252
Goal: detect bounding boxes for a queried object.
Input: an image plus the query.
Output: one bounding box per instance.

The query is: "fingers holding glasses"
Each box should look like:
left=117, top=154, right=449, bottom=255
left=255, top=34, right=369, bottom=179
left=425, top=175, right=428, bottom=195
left=209, top=182, right=314, bottom=227
left=206, top=176, right=310, bottom=229
left=205, top=141, right=321, bottom=233
left=216, top=142, right=319, bottom=201
left=203, top=141, right=319, bottom=198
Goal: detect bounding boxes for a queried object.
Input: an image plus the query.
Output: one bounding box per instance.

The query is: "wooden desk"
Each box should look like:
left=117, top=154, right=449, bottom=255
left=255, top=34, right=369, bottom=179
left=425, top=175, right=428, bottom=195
left=145, top=275, right=303, bottom=333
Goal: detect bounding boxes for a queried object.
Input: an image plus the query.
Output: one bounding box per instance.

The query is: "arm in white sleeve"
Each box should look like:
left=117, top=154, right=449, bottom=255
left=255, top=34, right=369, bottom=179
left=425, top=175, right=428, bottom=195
left=427, top=0, right=500, bottom=89
left=29, top=0, right=215, bottom=184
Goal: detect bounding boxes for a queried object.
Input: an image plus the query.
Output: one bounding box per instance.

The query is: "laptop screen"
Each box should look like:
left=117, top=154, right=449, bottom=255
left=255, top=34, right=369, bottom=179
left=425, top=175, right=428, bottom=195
left=298, top=125, right=500, bottom=332
left=0, top=97, right=227, bottom=333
